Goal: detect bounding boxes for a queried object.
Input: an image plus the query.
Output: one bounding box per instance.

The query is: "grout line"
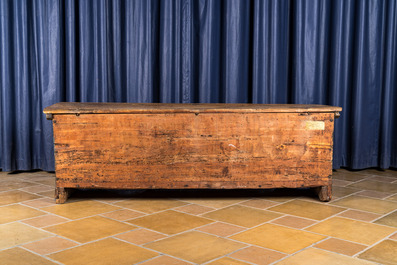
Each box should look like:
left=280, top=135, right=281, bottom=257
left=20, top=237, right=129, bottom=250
left=133, top=254, right=163, bottom=265
left=139, top=254, right=195, bottom=265
left=336, top=208, right=395, bottom=223
left=39, top=236, right=130, bottom=256
left=370, top=209, right=397, bottom=223
left=265, top=237, right=332, bottom=265
left=2, top=219, right=60, bottom=237
left=383, top=193, right=397, bottom=200
left=203, top=254, right=257, bottom=265
left=225, top=256, right=258, bottom=265
left=353, top=191, right=395, bottom=200
left=329, top=190, right=362, bottom=202
left=343, top=178, right=374, bottom=188
left=17, top=246, right=65, bottom=265
left=197, top=220, right=249, bottom=231
left=114, top=226, right=168, bottom=237
left=110, top=237, right=194, bottom=265
left=96, top=204, right=150, bottom=216
left=2, top=170, right=397, bottom=264
left=302, top=214, right=357, bottom=231
left=176, top=198, right=253, bottom=211
left=352, top=232, right=397, bottom=259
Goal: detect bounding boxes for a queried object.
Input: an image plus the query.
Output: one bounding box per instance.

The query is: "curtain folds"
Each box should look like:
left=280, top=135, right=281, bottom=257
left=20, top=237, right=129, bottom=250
left=0, top=0, right=396, bottom=171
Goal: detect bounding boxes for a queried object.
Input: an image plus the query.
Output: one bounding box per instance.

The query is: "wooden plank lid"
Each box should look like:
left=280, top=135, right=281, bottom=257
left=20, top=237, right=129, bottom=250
left=44, top=102, right=342, bottom=115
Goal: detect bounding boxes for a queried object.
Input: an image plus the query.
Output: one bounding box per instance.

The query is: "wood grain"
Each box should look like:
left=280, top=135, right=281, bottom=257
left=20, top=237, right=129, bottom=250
left=51, top=112, right=335, bottom=194
left=44, top=102, right=342, bottom=115
left=316, top=185, right=332, bottom=202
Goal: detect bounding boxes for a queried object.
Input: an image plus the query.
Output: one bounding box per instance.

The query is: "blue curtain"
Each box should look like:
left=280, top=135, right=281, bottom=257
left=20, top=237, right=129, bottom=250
left=0, top=0, right=396, bottom=171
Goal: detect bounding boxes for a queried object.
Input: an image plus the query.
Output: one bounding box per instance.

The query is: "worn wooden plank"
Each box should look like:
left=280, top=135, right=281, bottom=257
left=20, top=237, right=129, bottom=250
left=44, top=102, right=342, bottom=115
left=55, top=181, right=331, bottom=190
left=52, top=112, right=335, bottom=192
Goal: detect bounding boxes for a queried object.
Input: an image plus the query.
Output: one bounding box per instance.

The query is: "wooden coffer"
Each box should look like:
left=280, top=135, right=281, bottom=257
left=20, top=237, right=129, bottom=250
left=44, top=103, right=341, bottom=203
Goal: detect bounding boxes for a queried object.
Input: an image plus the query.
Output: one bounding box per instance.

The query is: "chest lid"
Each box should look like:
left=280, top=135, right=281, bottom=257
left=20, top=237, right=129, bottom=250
left=44, top=102, right=342, bottom=119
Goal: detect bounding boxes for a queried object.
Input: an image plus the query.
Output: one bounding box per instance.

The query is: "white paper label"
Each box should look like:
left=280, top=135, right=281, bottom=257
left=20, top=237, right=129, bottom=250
left=305, top=121, right=325, bottom=130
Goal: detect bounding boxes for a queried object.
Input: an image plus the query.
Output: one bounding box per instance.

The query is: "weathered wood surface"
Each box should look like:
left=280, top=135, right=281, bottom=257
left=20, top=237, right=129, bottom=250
left=314, top=185, right=332, bottom=202
left=44, top=102, right=342, bottom=115
left=45, top=103, right=342, bottom=203
left=55, top=187, right=72, bottom=204
left=51, top=111, right=336, bottom=193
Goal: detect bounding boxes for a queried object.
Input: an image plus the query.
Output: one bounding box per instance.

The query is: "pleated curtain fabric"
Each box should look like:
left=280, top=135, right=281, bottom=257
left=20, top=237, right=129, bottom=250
left=0, top=0, right=396, bottom=171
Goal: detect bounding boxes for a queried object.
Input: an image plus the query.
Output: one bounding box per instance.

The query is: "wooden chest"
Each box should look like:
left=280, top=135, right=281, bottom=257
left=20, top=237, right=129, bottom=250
left=44, top=103, right=341, bottom=203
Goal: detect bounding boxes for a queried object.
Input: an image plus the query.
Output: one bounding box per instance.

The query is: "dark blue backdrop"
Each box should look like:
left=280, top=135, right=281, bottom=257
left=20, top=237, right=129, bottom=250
left=0, top=0, right=396, bottom=171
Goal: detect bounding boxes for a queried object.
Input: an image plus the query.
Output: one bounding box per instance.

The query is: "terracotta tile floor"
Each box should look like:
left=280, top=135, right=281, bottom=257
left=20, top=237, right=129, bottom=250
left=0, top=169, right=397, bottom=264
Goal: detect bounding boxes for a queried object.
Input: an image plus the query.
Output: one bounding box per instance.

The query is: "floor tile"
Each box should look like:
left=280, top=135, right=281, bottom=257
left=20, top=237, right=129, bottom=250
left=0, top=222, right=52, bottom=249
left=0, top=204, right=45, bottom=224
left=203, top=205, right=281, bottom=227
left=360, top=169, right=397, bottom=177
left=0, top=247, right=57, bottom=265
left=306, top=217, right=396, bottom=245
left=377, top=170, right=397, bottom=177
left=196, top=222, right=245, bottom=237
left=230, top=223, right=325, bottom=254
left=337, top=209, right=382, bottom=222
left=114, top=199, right=187, bottom=213
left=179, top=198, right=246, bottom=209
left=49, top=238, right=158, bottom=265
left=268, top=200, right=345, bottom=220
left=146, top=231, right=245, bottom=264
left=332, top=195, right=397, bottom=214
left=359, top=240, right=397, bottom=265
left=174, top=204, right=215, bottom=215
left=96, top=198, right=128, bottom=204
left=20, top=185, right=53, bottom=193
left=3, top=169, right=397, bottom=265
left=332, top=179, right=353, bottom=187
left=347, top=180, right=397, bottom=193
left=369, top=175, right=397, bottom=183
left=332, top=186, right=360, bottom=198
left=21, top=214, right=69, bottom=228
left=356, top=190, right=394, bottom=199
left=0, top=190, right=41, bottom=206
left=37, top=190, right=54, bottom=198
left=0, top=180, right=38, bottom=192
left=22, top=174, right=54, bottom=182
left=42, top=200, right=121, bottom=219
left=32, top=171, right=55, bottom=176
left=261, top=196, right=294, bottom=203
left=230, top=246, right=286, bottom=265
left=34, top=178, right=55, bottom=186
left=239, top=199, right=279, bottom=209
left=129, top=210, right=213, bottom=235
left=333, top=171, right=369, bottom=182
left=207, top=257, right=251, bottom=265
left=22, top=236, right=78, bottom=255
left=276, top=247, right=376, bottom=265
left=101, top=209, right=145, bottom=221
left=116, top=229, right=166, bottom=245
left=139, top=255, right=192, bottom=265
left=315, top=238, right=367, bottom=256
left=375, top=210, right=397, bottom=228
left=21, top=198, right=55, bottom=208
left=387, top=194, right=397, bottom=202
left=45, top=216, right=135, bottom=243
left=271, top=215, right=316, bottom=229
